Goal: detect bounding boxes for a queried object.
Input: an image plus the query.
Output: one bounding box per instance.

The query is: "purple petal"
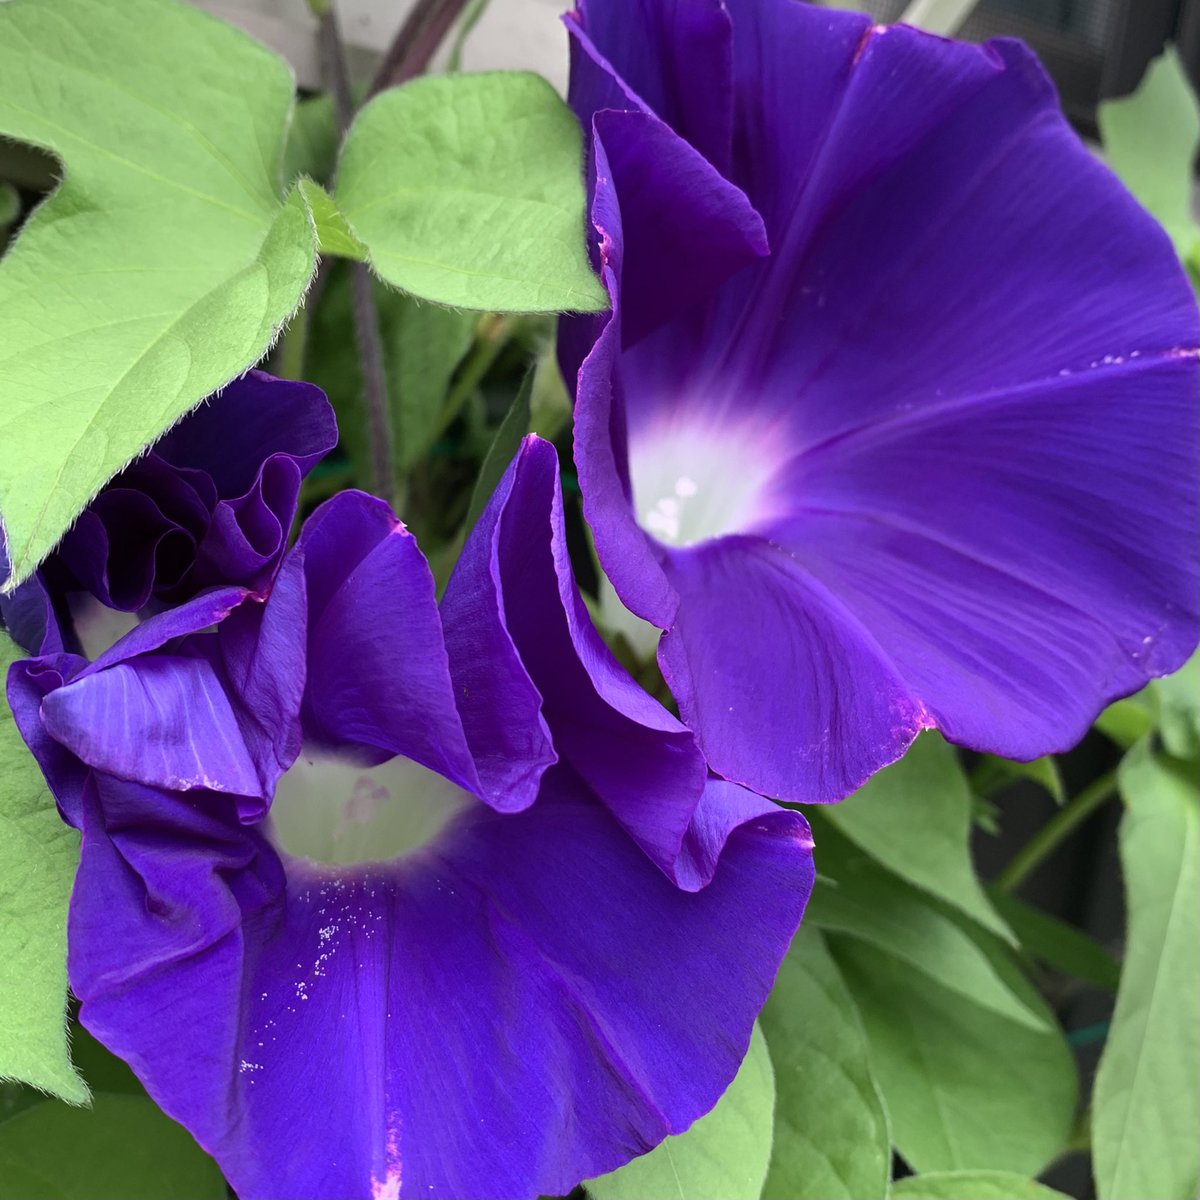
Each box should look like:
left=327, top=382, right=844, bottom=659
left=564, top=19, right=767, bottom=346
left=438, top=452, right=558, bottom=814
left=768, top=355, right=1199, bottom=756
left=49, top=371, right=336, bottom=615
left=569, top=0, right=734, bottom=173
left=659, top=535, right=925, bottom=803
left=155, top=371, right=336, bottom=497
left=595, top=109, right=768, bottom=347
left=0, top=556, right=65, bottom=655
left=40, top=585, right=267, bottom=799
left=7, top=652, right=91, bottom=823
left=55, top=485, right=199, bottom=612
left=20, top=584, right=300, bottom=815
left=292, top=491, right=480, bottom=791
left=42, top=654, right=266, bottom=798
left=447, top=437, right=712, bottom=883
left=66, top=766, right=812, bottom=1200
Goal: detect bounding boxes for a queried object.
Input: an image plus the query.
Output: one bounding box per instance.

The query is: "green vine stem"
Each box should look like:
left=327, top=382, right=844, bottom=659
left=995, top=768, right=1120, bottom=893
left=315, top=3, right=397, bottom=506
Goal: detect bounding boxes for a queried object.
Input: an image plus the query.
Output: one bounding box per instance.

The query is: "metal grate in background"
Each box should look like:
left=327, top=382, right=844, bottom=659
left=818, top=0, right=1185, bottom=127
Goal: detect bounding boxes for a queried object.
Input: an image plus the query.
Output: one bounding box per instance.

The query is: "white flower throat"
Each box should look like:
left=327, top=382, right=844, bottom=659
left=629, top=419, right=783, bottom=547
left=270, top=750, right=475, bottom=866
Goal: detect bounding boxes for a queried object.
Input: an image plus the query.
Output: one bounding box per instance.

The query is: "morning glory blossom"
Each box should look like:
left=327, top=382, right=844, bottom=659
left=8, top=435, right=814, bottom=1200
left=561, top=0, right=1200, bottom=804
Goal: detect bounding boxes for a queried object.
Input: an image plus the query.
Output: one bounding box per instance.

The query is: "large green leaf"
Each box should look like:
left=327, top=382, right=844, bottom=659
left=0, top=1094, right=225, bottom=1198
left=820, top=734, right=1012, bottom=942
left=986, top=887, right=1120, bottom=993
left=760, top=927, right=889, bottom=1200
left=1099, top=50, right=1200, bottom=257
left=1150, top=648, right=1200, bottom=761
left=335, top=72, right=608, bottom=314
left=1094, top=696, right=1155, bottom=750
left=807, top=825, right=1046, bottom=1030
left=0, top=634, right=84, bottom=1104
left=585, top=1024, right=775, bottom=1200
left=0, top=0, right=317, bottom=586
left=1093, top=744, right=1199, bottom=1200
left=832, top=938, right=1076, bottom=1175
left=891, top=1171, right=1072, bottom=1199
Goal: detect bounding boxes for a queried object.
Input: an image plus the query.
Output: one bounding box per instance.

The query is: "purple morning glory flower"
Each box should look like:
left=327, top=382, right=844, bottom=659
left=9, top=436, right=814, bottom=1200
left=561, top=0, right=1200, bottom=804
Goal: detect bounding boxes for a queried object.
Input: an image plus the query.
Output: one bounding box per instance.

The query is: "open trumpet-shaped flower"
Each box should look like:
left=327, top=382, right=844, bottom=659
left=562, top=0, right=1200, bottom=804
left=9, top=436, right=814, bottom=1200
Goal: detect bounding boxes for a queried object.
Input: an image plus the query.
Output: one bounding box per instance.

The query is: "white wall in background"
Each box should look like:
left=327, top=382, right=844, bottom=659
left=189, top=0, right=572, bottom=92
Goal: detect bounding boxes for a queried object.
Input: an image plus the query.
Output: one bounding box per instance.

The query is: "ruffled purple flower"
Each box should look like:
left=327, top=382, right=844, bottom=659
left=9, top=435, right=814, bottom=1200
left=561, top=0, right=1200, bottom=804
left=1, top=370, right=335, bottom=655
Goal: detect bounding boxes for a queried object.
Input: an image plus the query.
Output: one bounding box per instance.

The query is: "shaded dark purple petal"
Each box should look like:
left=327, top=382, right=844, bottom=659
left=63, top=765, right=811, bottom=1200
left=50, top=371, right=336, bottom=614
left=565, top=19, right=766, bottom=346
left=596, top=109, right=767, bottom=347
left=7, top=651, right=91, bottom=824
left=185, top=456, right=300, bottom=598
left=437, top=452, right=558, bottom=814
left=0, top=550, right=64, bottom=655
left=570, top=0, right=734, bottom=172
left=154, top=370, right=334, bottom=496
left=723, top=0, right=872, bottom=238
left=56, top=484, right=198, bottom=611
left=567, top=0, right=1200, bottom=802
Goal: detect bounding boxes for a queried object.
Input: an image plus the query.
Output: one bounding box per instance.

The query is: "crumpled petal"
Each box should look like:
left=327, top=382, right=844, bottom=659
left=12, top=583, right=298, bottom=820
left=0, top=541, right=64, bottom=655
left=51, top=370, right=336, bottom=614
left=564, top=0, right=1200, bottom=803
left=446, top=436, right=711, bottom=884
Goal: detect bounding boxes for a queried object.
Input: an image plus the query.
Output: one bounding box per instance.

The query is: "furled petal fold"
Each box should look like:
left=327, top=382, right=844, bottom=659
left=447, top=437, right=711, bottom=885
left=49, top=370, right=335, bottom=617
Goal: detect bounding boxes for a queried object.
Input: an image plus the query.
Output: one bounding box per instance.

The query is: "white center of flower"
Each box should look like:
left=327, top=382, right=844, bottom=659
left=628, top=420, right=784, bottom=547
left=270, top=750, right=476, bottom=866
left=70, top=594, right=140, bottom=660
